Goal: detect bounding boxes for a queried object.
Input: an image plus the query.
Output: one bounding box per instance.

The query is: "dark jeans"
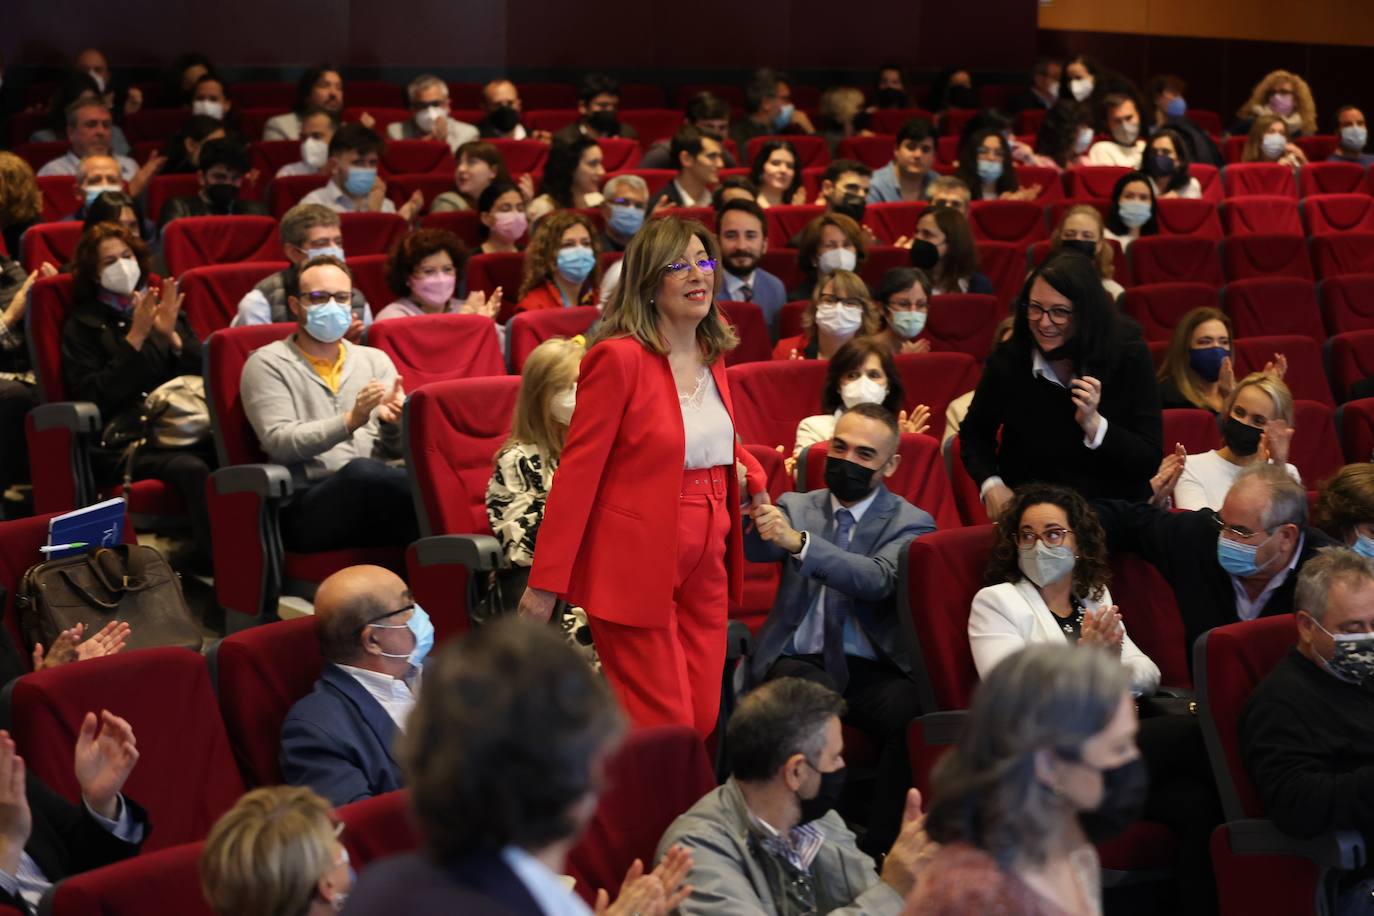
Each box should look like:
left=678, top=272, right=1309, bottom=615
left=0, top=379, right=36, bottom=492
left=281, top=458, right=419, bottom=552
left=765, top=653, right=922, bottom=857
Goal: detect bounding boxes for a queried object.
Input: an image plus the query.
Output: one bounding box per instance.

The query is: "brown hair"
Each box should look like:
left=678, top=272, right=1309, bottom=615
left=819, top=336, right=906, bottom=414
left=919, top=207, right=979, bottom=292
left=517, top=210, right=600, bottom=301
left=803, top=269, right=883, bottom=339
left=985, top=482, right=1112, bottom=601
left=1050, top=204, right=1115, bottom=281
left=506, top=337, right=584, bottom=461
left=594, top=215, right=739, bottom=363
left=1156, top=307, right=1233, bottom=409
left=0, top=152, right=41, bottom=228
left=385, top=228, right=468, bottom=298
left=1315, top=464, right=1374, bottom=541
left=795, top=212, right=867, bottom=289
left=1242, top=114, right=1290, bottom=163
left=73, top=222, right=150, bottom=302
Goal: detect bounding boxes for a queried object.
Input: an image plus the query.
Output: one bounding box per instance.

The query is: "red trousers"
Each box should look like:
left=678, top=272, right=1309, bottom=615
left=588, top=466, right=731, bottom=737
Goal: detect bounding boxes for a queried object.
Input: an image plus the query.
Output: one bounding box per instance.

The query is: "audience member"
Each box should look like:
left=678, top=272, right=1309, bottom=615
left=1232, top=69, right=1317, bottom=137
left=300, top=124, right=423, bottom=221
left=157, top=113, right=226, bottom=176
left=867, top=119, right=937, bottom=203
left=962, top=248, right=1162, bottom=518
left=872, top=63, right=912, bottom=109
left=749, top=139, right=806, bottom=209
left=515, top=210, right=601, bottom=312
left=929, top=67, right=976, bottom=113
left=1143, top=126, right=1201, bottom=199
left=791, top=212, right=866, bottom=302
left=200, top=786, right=353, bottom=916
left=552, top=73, right=639, bottom=144
left=36, top=100, right=152, bottom=196
left=28, top=74, right=128, bottom=154
left=1008, top=57, right=1064, bottom=113
left=773, top=269, right=880, bottom=361
left=647, top=125, right=724, bottom=211
left=387, top=74, right=479, bottom=152
left=263, top=65, right=347, bottom=142
left=376, top=228, right=495, bottom=321
left=640, top=93, right=735, bottom=169
left=1028, top=100, right=1095, bottom=171
left=873, top=267, right=933, bottom=356
left=1330, top=105, right=1374, bottom=165
left=599, top=173, right=649, bottom=252
left=429, top=140, right=511, bottom=213
left=72, top=47, right=137, bottom=114
left=240, top=256, right=418, bottom=552
left=925, top=175, right=971, bottom=214
left=67, top=153, right=125, bottom=222
left=716, top=198, right=786, bottom=327
left=954, top=128, right=1031, bottom=202
left=158, top=138, right=268, bottom=226
left=1086, top=93, right=1145, bottom=168
left=475, top=180, right=527, bottom=254
left=1315, top=464, right=1374, bottom=552
left=187, top=73, right=233, bottom=124
left=815, top=86, right=868, bottom=153
left=80, top=191, right=145, bottom=240
left=789, top=340, right=927, bottom=458
left=1242, top=114, right=1308, bottom=168
left=477, top=78, right=543, bottom=141
left=909, top=644, right=1139, bottom=913
left=1156, top=307, right=1235, bottom=412
left=660, top=677, right=934, bottom=913
left=1049, top=204, right=1124, bottom=299
left=713, top=176, right=759, bottom=210
left=159, top=52, right=215, bottom=108
left=61, top=223, right=214, bottom=573
left=732, top=68, right=815, bottom=148
left=527, top=135, right=605, bottom=222
left=1142, top=74, right=1223, bottom=167
left=0, top=153, right=40, bottom=257
left=815, top=159, right=872, bottom=224
left=345, top=618, right=689, bottom=914
left=274, top=107, right=339, bottom=178
left=232, top=203, right=372, bottom=332
left=281, top=565, right=429, bottom=805
left=0, top=261, right=53, bottom=503
left=1102, top=170, right=1157, bottom=251
left=910, top=207, right=992, bottom=295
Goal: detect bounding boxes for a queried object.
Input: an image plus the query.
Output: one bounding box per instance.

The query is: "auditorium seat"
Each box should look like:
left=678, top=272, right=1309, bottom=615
left=868, top=108, right=935, bottom=135
left=865, top=201, right=927, bottom=245
left=1300, top=193, right=1374, bottom=236
left=378, top=139, right=454, bottom=176
left=1329, top=330, right=1374, bottom=404
left=334, top=211, right=405, bottom=257
left=1318, top=274, right=1374, bottom=334
left=367, top=313, right=506, bottom=388
left=1310, top=232, right=1374, bottom=278
left=268, top=174, right=329, bottom=217
left=1295, top=135, right=1339, bottom=162
left=1220, top=278, right=1324, bottom=342
left=523, top=110, right=581, bottom=134
left=419, top=208, right=482, bottom=247
left=763, top=204, right=824, bottom=245
left=651, top=206, right=715, bottom=233
left=1120, top=283, right=1218, bottom=342
left=1299, top=161, right=1367, bottom=196
left=727, top=360, right=832, bottom=447
left=924, top=293, right=1004, bottom=362
left=20, top=221, right=81, bottom=272
left=519, top=83, right=579, bottom=109
left=1066, top=166, right=1130, bottom=200
left=485, top=138, right=549, bottom=175
left=464, top=252, right=525, bottom=316
left=940, top=108, right=978, bottom=137
left=966, top=199, right=1048, bottom=245
left=162, top=215, right=281, bottom=274
left=974, top=240, right=1029, bottom=305
left=42, top=840, right=211, bottom=916
left=249, top=139, right=302, bottom=177
left=1012, top=166, right=1065, bottom=203
left=1191, top=163, right=1224, bottom=202
left=858, top=246, right=911, bottom=288
left=1162, top=408, right=1221, bottom=456
left=1129, top=236, right=1224, bottom=287
left=1233, top=335, right=1333, bottom=407
left=178, top=261, right=287, bottom=340
left=1154, top=197, right=1222, bottom=239
left=771, top=299, right=807, bottom=342
left=717, top=300, right=774, bottom=366
left=336, top=789, right=418, bottom=867
left=507, top=306, right=599, bottom=373
left=1046, top=198, right=1110, bottom=230
left=1015, top=108, right=1047, bottom=135
left=147, top=173, right=266, bottom=230
left=1221, top=196, right=1301, bottom=237
left=942, top=436, right=990, bottom=526
left=836, top=135, right=895, bottom=170
left=799, top=433, right=960, bottom=529
left=1287, top=400, right=1344, bottom=486
left=1025, top=238, right=1131, bottom=288
left=35, top=175, right=76, bottom=222
left=886, top=352, right=981, bottom=441
left=1222, top=163, right=1298, bottom=198
left=389, top=173, right=462, bottom=215
left=13, top=141, right=70, bottom=174
left=759, top=252, right=803, bottom=294
left=1220, top=234, right=1312, bottom=282
left=1338, top=397, right=1374, bottom=463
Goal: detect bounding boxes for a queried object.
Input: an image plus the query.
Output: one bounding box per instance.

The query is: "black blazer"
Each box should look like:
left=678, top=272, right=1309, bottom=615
left=342, top=851, right=542, bottom=916
left=1094, top=499, right=1337, bottom=659
left=960, top=330, right=1163, bottom=501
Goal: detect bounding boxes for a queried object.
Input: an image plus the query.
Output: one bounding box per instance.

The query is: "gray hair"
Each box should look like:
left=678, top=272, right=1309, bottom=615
left=406, top=74, right=448, bottom=105
left=603, top=173, right=648, bottom=199
left=925, top=644, right=1130, bottom=867
left=66, top=99, right=110, bottom=128
left=1234, top=463, right=1308, bottom=531
left=1295, top=547, right=1374, bottom=623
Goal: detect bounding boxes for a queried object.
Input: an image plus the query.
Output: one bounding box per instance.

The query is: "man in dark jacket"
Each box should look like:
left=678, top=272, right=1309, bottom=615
left=157, top=138, right=267, bottom=227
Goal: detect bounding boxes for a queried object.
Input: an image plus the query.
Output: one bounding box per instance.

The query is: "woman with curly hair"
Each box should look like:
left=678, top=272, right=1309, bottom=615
left=1232, top=69, right=1318, bottom=137
left=514, top=210, right=601, bottom=313
left=1314, top=464, right=1374, bottom=552
left=375, top=228, right=502, bottom=322
left=969, top=482, right=1161, bottom=696
left=0, top=152, right=42, bottom=256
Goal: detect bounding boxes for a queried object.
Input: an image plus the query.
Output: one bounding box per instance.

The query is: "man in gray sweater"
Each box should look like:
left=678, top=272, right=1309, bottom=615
left=240, top=256, right=418, bottom=552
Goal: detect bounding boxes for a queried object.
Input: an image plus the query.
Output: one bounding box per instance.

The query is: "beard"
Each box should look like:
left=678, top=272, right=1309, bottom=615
left=723, top=251, right=759, bottom=277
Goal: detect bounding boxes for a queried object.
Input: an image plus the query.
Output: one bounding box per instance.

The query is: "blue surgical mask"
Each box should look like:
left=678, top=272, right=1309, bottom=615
left=302, top=301, right=352, bottom=343
left=83, top=184, right=120, bottom=207
left=607, top=204, right=644, bottom=237
left=1073, top=126, right=1095, bottom=155
left=976, top=159, right=1003, bottom=185
left=344, top=166, right=377, bottom=196
left=307, top=244, right=347, bottom=264
left=1355, top=534, right=1374, bottom=559
left=890, top=309, right=927, bottom=339
left=772, top=103, right=795, bottom=132
left=374, top=604, right=436, bottom=669
left=1341, top=125, right=1368, bottom=152
left=1164, top=96, right=1187, bottom=119
left=556, top=247, right=596, bottom=284
left=1261, top=133, right=1287, bottom=160
left=1216, top=531, right=1275, bottom=578
left=1118, top=200, right=1152, bottom=229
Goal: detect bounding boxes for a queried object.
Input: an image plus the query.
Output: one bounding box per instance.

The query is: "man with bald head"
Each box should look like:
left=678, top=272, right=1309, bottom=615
left=279, top=564, right=434, bottom=806
left=67, top=155, right=124, bottom=220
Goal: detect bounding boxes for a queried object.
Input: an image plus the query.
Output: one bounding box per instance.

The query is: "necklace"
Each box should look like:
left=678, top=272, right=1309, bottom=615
left=1060, top=595, right=1086, bottom=635
left=678, top=368, right=710, bottom=410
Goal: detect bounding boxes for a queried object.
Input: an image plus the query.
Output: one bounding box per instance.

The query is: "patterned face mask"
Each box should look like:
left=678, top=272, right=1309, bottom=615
left=1310, top=615, right=1374, bottom=685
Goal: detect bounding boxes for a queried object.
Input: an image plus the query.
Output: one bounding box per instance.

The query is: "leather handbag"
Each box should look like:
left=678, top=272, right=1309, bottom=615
left=16, top=545, right=203, bottom=654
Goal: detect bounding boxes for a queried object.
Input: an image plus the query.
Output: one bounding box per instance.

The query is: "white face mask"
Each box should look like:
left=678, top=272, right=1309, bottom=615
left=815, top=302, right=863, bottom=338
left=1069, top=77, right=1094, bottom=102
left=549, top=385, right=576, bottom=425
left=1045, top=80, right=1061, bottom=99
left=839, top=375, right=887, bottom=408
left=415, top=104, right=447, bottom=134
left=191, top=99, right=224, bottom=120
left=817, top=247, right=857, bottom=274
left=301, top=137, right=329, bottom=169
left=100, top=257, right=140, bottom=296
left=87, top=69, right=107, bottom=94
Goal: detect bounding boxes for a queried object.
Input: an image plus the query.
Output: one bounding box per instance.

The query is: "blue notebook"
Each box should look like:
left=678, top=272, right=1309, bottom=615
left=45, top=497, right=126, bottom=560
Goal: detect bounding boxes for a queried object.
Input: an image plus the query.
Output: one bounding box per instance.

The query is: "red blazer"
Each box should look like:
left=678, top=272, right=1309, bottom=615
left=529, top=336, right=761, bottom=627
left=514, top=280, right=597, bottom=314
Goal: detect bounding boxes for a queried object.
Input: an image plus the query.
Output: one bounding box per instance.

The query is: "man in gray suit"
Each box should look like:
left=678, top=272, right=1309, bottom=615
left=745, top=403, right=936, bottom=856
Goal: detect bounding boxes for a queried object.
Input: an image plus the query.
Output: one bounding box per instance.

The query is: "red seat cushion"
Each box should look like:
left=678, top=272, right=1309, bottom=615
left=21, top=221, right=82, bottom=272
left=1339, top=397, right=1374, bottom=463
left=487, top=139, right=550, bottom=175
left=35, top=175, right=76, bottom=222
left=339, top=211, right=407, bottom=257
left=613, top=113, right=679, bottom=148
left=378, top=140, right=455, bottom=176
left=419, top=207, right=482, bottom=248
left=465, top=251, right=525, bottom=306
left=1222, top=233, right=1313, bottom=281
left=1013, top=166, right=1065, bottom=203
left=726, top=360, right=832, bottom=447
left=869, top=109, right=935, bottom=136
left=923, top=293, right=1005, bottom=362
left=1329, top=330, right=1374, bottom=404
left=967, top=199, right=1048, bottom=245
left=337, top=789, right=419, bottom=867
left=1320, top=274, right=1374, bottom=334
left=47, top=840, right=211, bottom=916
left=865, top=202, right=927, bottom=246
left=1301, top=193, right=1374, bottom=235
left=1287, top=400, right=1344, bottom=485
left=974, top=240, right=1029, bottom=306
left=1163, top=408, right=1222, bottom=455
left=718, top=301, right=773, bottom=367
left=763, top=205, right=825, bottom=246
left=161, top=215, right=281, bottom=275
left=178, top=261, right=287, bottom=340
left=1311, top=232, right=1374, bottom=279
left=892, top=352, right=982, bottom=442
left=1233, top=335, right=1333, bottom=407
left=903, top=525, right=997, bottom=710
left=269, top=174, right=329, bottom=218
left=1299, top=162, right=1366, bottom=196
left=1067, top=166, right=1130, bottom=200
left=836, top=135, right=896, bottom=170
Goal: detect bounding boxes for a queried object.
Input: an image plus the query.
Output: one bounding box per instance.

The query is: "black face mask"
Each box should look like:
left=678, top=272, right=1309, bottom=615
left=1143, top=151, right=1176, bottom=179
left=1061, top=238, right=1097, bottom=259
left=832, top=194, right=866, bottom=223
left=825, top=456, right=878, bottom=502
left=586, top=110, right=620, bottom=135
left=947, top=85, right=977, bottom=109
left=204, top=183, right=239, bottom=213
left=487, top=104, right=520, bottom=133
left=798, top=764, right=847, bottom=825
left=875, top=87, right=909, bottom=109
left=909, top=238, right=940, bottom=271
left=1221, top=415, right=1263, bottom=457
left=1076, top=757, right=1149, bottom=844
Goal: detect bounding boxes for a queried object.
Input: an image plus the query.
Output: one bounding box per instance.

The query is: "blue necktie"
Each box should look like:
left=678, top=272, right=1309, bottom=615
left=823, top=508, right=854, bottom=690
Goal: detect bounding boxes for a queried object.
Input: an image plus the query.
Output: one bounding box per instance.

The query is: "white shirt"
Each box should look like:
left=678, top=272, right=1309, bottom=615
left=386, top=117, right=481, bottom=154
left=680, top=371, right=734, bottom=469
left=1085, top=139, right=1144, bottom=168
left=672, top=178, right=713, bottom=208
left=276, top=160, right=325, bottom=178
left=789, top=490, right=882, bottom=661
left=37, top=150, right=138, bottom=181
left=1152, top=176, right=1202, bottom=200
left=300, top=180, right=397, bottom=214
left=1104, top=227, right=1139, bottom=251
left=501, top=846, right=593, bottom=916
left=263, top=111, right=303, bottom=142
left=1173, top=450, right=1302, bottom=511
left=598, top=259, right=622, bottom=304
left=336, top=664, right=420, bottom=730
left=1232, top=533, right=1306, bottom=622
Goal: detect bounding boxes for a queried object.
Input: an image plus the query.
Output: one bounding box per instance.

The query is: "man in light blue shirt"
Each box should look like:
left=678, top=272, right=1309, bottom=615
left=867, top=118, right=938, bottom=204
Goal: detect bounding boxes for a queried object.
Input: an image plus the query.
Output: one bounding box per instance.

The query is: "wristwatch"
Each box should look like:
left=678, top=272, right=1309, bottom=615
left=791, top=531, right=808, bottom=558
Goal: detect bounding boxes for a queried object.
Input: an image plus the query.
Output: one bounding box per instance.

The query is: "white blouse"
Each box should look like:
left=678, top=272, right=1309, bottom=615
left=1173, top=451, right=1302, bottom=511
left=680, top=370, right=734, bottom=469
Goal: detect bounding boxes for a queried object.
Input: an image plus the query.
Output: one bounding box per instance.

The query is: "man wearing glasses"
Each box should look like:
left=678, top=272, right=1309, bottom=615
left=240, top=256, right=419, bottom=555
left=281, top=565, right=434, bottom=806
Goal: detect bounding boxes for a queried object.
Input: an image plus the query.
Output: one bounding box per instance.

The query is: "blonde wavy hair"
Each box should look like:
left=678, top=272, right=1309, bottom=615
left=1224, top=371, right=1295, bottom=428
left=803, top=269, right=883, bottom=337
left=819, top=87, right=865, bottom=128
left=1238, top=69, right=1317, bottom=135
left=1050, top=204, right=1115, bottom=281
left=507, top=336, right=585, bottom=461
left=517, top=209, right=600, bottom=301
left=594, top=215, right=738, bottom=363
left=0, top=152, right=41, bottom=228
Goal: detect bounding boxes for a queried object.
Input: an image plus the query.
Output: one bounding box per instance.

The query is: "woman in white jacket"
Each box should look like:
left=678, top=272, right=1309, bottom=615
left=969, top=482, right=1161, bottom=696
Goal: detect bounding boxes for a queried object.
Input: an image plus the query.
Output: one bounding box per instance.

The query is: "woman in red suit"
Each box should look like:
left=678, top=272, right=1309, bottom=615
left=519, top=216, right=764, bottom=736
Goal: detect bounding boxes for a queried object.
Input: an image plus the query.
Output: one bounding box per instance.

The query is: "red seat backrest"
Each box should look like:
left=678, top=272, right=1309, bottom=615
left=764, top=204, right=825, bottom=245
left=1119, top=282, right=1218, bottom=342
left=1192, top=164, right=1223, bottom=202
left=924, top=293, right=1005, bottom=362
left=974, top=240, right=1030, bottom=306
left=745, top=135, right=830, bottom=169
left=1233, top=334, right=1333, bottom=407
left=1013, top=166, right=1065, bottom=203
left=404, top=376, right=521, bottom=537
left=1152, top=198, right=1222, bottom=239
left=613, top=112, right=680, bottom=148
left=595, top=136, right=642, bottom=171
left=27, top=273, right=76, bottom=402
left=338, top=211, right=407, bottom=257
left=21, top=221, right=82, bottom=272
left=1221, top=196, right=1301, bottom=237
left=213, top=616, right=321, bottom=786
left=367, top=313, right=507, bottom=390
left=1295, top=135, right=1339, bottom=162
left=521, top=83, right=579, bottom=109
left=1163, top=408, right=1222, bottom=454
left=47, top=840, right=211, bottom=916
left=802, top=433, right=961, bottom=530
left=269, top=174, right=330, bottom=218
left=1223, top=163, right=1297, bottom=199
left=235, top=82, right=294, bottom=109
left=1301, top=193, right=1374, bottom=236
left=346, top=81, right=409, bottom=108
left=565, top=726, right=716, bottom=905
left=943, top=435, right=990, bottom=526
left=760, top=254, right=803, bottom=297
left=865, top=201, right=927, bottom=245
left=13, top=141, right=72, bottom=173
left=250, top=139, right=304, bottom=176
left=337, top=789, right=419, bottom=867
left=1311, top=232, right=1374, bottom=279
left=1067, top=166, right=1130, bottom=200
left=1196, top=615, right=1298, bottom=819
left=162, top=215, right=281, bottom=275
left=868, top=109, right=935, bottom=135
left=205, top=323, right=298, bottom=466
left=967, top=199, right=1048, bottom=245
left=1340, top=397, right=1374, bottom=463
left=1129, top=235, right=1224, bottom=287
left=650, top=206, right=715, bottom=233
left=378, top=139, right=455, bottom=176
left=465, top=251, right=525, bottom=304
left=9, top=648, right=244, bottom=850
left=1109, top=552, right=1191, bottom=689
left=1328, top=330, right=1374, bottom=403
left=836, top=135, right=895, bottom=170
left=1221, top=233, right=1313, bottom=282
left=419, top=208, right=482, bottom=248
left=486, top=138, right=551, bottom=176
left=387, top=173, right=458, bottom=214
left=726, top=360, right=832, bottom=448
left=178, top=261, right=287, bottom=340
left=775, top=299, right=810, bottom=341
left=35, top=175, right=76, bottom=222
left=718, top=300, right=773, bottom=367
left=858, top=245, right=911, bottom=288
left=1319, top=274, right=1374, bottom=335
left=1288, top=400, right=1344, bottom=485
left=893, top=352, right=982, bottom=442
left=1299, top=162, right=1366, bottom=197
left=1221, top=277, right=1323, bottom=341
left=507, top=306, right=599, bottom=373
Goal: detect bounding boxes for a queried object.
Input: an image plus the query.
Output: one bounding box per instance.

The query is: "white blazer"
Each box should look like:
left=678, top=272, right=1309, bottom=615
left=969, top=581, right=1161, bottom=697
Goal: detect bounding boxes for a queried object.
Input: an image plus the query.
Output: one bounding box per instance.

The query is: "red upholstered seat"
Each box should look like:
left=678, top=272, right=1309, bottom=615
left=162, top=215, right=280, bottom=274
left=1013, top=166, right=1064, bottom=203
left=482, top=139, right=548, bottom=177
left=858, top=245, right=911, bottom=288
left=507, top=306, right=599, bottom=373
left=1163, top=408, right=1222, bottom=455
left=651, top=206, right=715, bottom=233
left=1066, top=166, right=1130, bottom=200
left=745, top=135, right=830, bottom=169
left=865, top=202, right=927, bottom=245
left=1221, top=233, right=1313, bottom=281
left=593, top=136, right=642, bottom=171
left=1329, top=330, right=1374, bottom=404
left=613, top=112, right=678, bottom=150
left=565, top=726, right=716, bottom=904
left=891, top=352, right=981, bottom=444
left=1120, top=283, right=1218, bottom=342
left=763, top=204, right=824, bottom=245
left=45, top=840, right=211, bottom=916
left=178, top=261, right=287, bottom=340
left=732, top=443, right=788, bottom=633
left=211, top=616, right=321, bottom=786
left=1016, top=108, right=1047, bottom=135
left=1320, top=274, right=1374, bottom=334
left=1129, top=236, right=1223, bottom=287
left=966, top=199, right=1048, bottom=245
left=338, top=211, right=407, bottom=257
left=35, top=176, right=76, bottom=222
left=12, top=141, right=71, bottom=173
left=717, top=301, right=773, bottom=366
left=419, top=208, right=482, bottom=247
left=234, top=82, right=294, bottom=108
left=20, top=221, right=81, bottom=272
left=1311, top=232, right=1374, bottom=279
left=268, top=174, right=329, bottom=217
left=1301, top=193, right=1374, bottom=235
left=1299, top=161, right=1366, bottom=197
left=726, top=360, right=832, bottom=447
left=8, top=648, right=244, bottom=850
left=1046, top=198, right=1110, bottom=230
left=337, top=789, right=418, bottom=867
left=800, top=433, right=960, bottom=530
left=759, top=254, right=803, bottom=296
left=868, top=109, right=934, bottom=135
left=367, top=313, right=506, bottom=389
left=389, top=174, right=461, bottom=215
left=249, top=139, right=304, bottom=176
left=520, top=83, right=580, bottom=109
left=1221, top=278, right=1323, bottom=341
left=147, top=173, right=264, bottom=228
left=465, top=252, right=525, bottom=309
left=1221, top=196, right=1300, bottom=236
left=1191, top=164, right=1224, bottom=202
left=974, top=240, right=1028, bottom=306
left=1287, top=400, right=1344, bottom=485
left=836, top=135, right=895, bottom=170
left=1222, top=163, right=1298, bottom=198
left=923, top=293, right=1005, bottom=362
left=1024, top=238, right=1131, bottom=289
left=1233, top=335, right=1333, bottom=407
left=1339, top=397, right=1374, bottom=463
left=1295, top=135, right=1339, bottom=162
left=378, top=139, right=454, bottom=176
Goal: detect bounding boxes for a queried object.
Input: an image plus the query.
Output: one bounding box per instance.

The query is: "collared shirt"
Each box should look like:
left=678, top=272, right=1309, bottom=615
left=37, top=150, right=138, bottom=181
left=673, top=178, right=713, bottom=208
left=336, top=663, right=420, bottom=730
left=501, top=846, right=593, bottom=916
left=788, top=490, right=882, bottom=661
left=0, top=796, right=142, bottom=908
left=299, top=180, right=397, bottom=214
left=722, top=269, right=757, bottom=302
left=296, top=339, right=347, bottom=393
left=746, top=807, right=826, bottom=874
left=1231, top=532, right=1306, bottom=622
